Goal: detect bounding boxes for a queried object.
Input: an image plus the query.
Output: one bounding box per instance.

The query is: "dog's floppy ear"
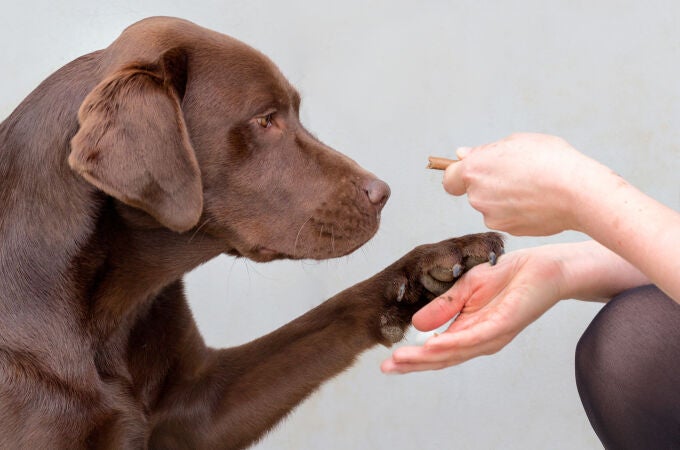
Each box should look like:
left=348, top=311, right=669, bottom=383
left=69, top=48, right=202, bottom=233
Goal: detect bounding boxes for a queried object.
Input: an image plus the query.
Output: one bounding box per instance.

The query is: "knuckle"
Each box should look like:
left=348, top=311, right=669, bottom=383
left=460, top=168, right=475, bottom=185
left=468, top=196, right=484, bottom=211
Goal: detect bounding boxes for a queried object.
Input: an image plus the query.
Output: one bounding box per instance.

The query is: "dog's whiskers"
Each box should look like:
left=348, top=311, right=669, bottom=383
left=331, top=225, right=335, bottom=254
left=293, top=216, right=313, bottom=256
left=188, top=217, right=214, bottom=244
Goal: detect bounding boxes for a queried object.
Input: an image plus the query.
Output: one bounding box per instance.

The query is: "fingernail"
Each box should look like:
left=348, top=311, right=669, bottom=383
left=456, top=146, right=472, bottom=158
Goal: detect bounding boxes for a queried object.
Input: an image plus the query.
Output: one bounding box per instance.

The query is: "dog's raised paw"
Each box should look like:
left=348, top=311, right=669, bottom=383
left=387, top=232, right=505, bottom=301
left=376, top=232, right=504, bottom=345
left=410, top=232, right=504, bottom=298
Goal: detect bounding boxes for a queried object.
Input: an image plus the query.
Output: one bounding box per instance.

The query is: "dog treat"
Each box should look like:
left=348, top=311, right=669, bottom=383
left=427, top=156, right=458, bottom=170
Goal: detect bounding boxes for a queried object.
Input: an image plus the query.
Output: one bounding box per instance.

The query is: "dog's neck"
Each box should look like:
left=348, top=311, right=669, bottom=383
left=0, top=54, right=104, bottom=308
left=79, top=201, right=226, bottom=341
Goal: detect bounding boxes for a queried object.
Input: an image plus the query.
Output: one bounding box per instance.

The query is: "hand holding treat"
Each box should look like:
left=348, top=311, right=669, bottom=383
left=431, top=133, right=613, bottom=236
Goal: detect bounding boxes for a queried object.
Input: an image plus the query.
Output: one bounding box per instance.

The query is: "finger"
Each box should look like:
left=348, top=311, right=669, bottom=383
left=413, top=264, right=484, bottom=331
left=381, top=358, right=460, bottom=374
left=425, top=320, right=505, bottom=351
left=382, top=346, right=466, bottom=373
left=391, top=344, right=448, bottom=363
left=390, top=344, right=464, bottom=366
left=412, top=293, right=465, bottom=331
left=391, top=325, right=510, bottom=366
left=383, top=338, right=506, bottom=373
left=445, top=313, right=483, bottom=334
left=444, top=143, right=485, bottom=196
left=442, top=157, right=466, bottom=196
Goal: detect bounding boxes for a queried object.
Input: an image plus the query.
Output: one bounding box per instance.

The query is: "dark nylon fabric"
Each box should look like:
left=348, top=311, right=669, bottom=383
left=576, top=285, right=680, bottom=450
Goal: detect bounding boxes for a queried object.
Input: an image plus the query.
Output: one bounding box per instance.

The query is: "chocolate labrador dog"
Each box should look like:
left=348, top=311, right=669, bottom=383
left=0, top=17, right=503, bottom=449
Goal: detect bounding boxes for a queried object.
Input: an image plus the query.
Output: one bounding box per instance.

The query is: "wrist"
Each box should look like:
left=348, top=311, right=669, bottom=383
left=545, top=241, right=648, bottom=302
left=567, top=159, right=625, bottom=235
left=506, top=245, right=569, bottom=308
left=525, top=244, right=571, bottom=303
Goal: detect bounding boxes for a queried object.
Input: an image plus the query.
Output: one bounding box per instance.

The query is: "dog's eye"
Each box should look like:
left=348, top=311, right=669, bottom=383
left=257, top=113, right=273, bottom=129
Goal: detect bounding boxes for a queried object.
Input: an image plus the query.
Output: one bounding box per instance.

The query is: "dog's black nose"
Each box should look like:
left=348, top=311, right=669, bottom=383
left=364, top=179, right=391, bottom=211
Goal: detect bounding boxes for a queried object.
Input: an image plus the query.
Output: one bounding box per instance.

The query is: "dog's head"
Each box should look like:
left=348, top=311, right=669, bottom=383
left=69, top=17, right=389, bottom=262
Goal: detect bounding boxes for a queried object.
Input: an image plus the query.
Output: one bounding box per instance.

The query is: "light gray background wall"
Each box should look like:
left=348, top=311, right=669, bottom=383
left=2, top=1, right=679, bottom=449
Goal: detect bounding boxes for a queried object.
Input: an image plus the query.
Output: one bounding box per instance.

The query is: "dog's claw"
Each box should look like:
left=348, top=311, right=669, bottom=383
left=489, top=251, right=498, bottom=266
left=396, top=282, right=406, bottom=302
left=452, top=263, right=463, bottom=278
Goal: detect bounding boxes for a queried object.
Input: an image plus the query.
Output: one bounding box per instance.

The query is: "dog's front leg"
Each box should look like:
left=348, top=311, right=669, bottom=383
left=149, top=232, right=503, bottom=450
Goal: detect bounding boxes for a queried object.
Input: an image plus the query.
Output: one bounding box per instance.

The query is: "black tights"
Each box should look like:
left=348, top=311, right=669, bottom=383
left=575, top=285, right=680, bottom=449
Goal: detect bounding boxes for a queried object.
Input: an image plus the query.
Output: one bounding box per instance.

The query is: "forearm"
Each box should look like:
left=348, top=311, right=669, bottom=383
left=569, top=164, right=680, bottom=303
left=548, top=240, right=649, bottom=302
left=149, top=285, right=383, bottom=450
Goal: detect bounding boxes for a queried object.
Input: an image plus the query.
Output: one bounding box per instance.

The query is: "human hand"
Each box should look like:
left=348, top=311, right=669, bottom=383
left=381, top=246, right=565, bottom=373
left=443, top=133, right=609, bottom=236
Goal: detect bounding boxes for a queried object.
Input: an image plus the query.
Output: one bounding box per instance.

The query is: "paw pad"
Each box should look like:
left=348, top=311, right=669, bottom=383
left=379, top=314, right=406, bottom=343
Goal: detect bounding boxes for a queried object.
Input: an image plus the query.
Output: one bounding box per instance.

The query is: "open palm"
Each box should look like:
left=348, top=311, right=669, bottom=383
left=381, top=247, right=565, bottom=373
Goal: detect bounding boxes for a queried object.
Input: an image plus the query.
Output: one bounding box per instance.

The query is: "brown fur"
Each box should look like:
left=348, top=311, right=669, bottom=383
left=0, top=17, right=503, bottom=449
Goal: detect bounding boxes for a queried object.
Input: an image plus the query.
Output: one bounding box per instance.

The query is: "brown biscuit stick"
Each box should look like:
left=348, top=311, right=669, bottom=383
left=427, top=156, right=458, bottom=170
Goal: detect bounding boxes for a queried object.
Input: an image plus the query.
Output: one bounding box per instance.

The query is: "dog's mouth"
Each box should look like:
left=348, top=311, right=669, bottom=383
left=242, top=217, right=380, bottom=263
left=250, top=246, right=291, bottom=262
left=246, top=240, right=363, bottom=263
left=220, top=210, right=381, bottom=263
left=226, top=178, right=389, bottom=263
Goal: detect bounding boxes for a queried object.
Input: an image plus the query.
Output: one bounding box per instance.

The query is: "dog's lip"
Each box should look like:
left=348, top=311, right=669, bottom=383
left=255, top=247, right=279, bottom=257
left=249, top=246, right=291, bottom=262
left=248, top=218, right=381, bottom=261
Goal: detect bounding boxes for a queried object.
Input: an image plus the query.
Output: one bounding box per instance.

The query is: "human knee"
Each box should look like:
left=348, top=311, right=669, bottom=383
left=576, top=284, right=678, bottom=392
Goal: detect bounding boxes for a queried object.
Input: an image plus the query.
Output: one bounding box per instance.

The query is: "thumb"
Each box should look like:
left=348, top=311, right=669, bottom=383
left=443, top=146, right=476, bottom=196
left=456, top=146, right=472, bottom=159
left=442, top=158, right=466, bottom=196
left=412, top=290, right=465, bottom=331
